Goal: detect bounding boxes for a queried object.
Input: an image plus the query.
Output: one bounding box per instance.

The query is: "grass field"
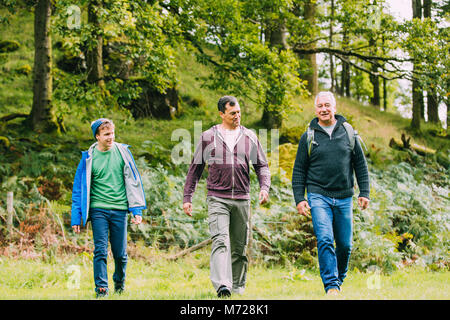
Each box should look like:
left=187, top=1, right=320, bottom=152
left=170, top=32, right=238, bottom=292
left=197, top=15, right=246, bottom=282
left=0, top=247, right=448, bottom=300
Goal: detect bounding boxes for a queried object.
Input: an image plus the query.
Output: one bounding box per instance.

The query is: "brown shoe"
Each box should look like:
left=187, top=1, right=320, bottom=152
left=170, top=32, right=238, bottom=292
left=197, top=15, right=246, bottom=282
left=326, top=288, right=340, bottom=296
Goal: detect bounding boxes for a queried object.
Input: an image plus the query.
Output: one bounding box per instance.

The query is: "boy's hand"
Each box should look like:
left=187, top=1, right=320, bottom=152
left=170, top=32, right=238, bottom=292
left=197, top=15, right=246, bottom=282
left=131, top=215, right=142, bottom=224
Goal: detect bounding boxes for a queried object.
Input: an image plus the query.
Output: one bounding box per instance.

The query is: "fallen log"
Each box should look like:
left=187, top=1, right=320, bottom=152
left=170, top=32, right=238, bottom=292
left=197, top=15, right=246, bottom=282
left=0, top=113, right=28, bottom=122
left=166, top=224, right=276, bottom=261
left=167, top=238, right=212, bottom=260
left=389, top=135, right=436, bottom=156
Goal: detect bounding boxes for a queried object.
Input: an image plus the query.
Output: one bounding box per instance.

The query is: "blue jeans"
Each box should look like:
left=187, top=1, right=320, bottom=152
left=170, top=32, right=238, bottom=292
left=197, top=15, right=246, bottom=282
left=307, top=193, right=353, bottom=293
left=90, top=208, right=128, bottom=292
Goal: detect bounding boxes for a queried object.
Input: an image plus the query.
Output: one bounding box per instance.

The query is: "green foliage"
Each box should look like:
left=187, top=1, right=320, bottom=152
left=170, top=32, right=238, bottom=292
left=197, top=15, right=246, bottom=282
left=181, top=93, right=207, bottom=109
left=400, top=16, right=449, bottom=100
left=14, top=63, right=31, bottom=75
left=170, top=0, right=307, bottom=126
left=51, top=0, right=178, bottom=116
left=0, top=39, right=19, bottom=53
left=279, top=126, right=306, bottom=144
left=134, top=161, right=210, bottom=249
left=353, top=161, right=450, bottom=272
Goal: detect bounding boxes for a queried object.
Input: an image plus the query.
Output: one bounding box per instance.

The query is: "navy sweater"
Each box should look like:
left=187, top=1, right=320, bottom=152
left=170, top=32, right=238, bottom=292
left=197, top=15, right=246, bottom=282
left=292, top=115, right=370, bottom=205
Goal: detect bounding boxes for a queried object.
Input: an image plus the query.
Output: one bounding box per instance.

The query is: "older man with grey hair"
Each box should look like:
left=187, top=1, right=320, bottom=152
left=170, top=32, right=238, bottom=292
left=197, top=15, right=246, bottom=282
left=292, top=91, right=370, bottom=295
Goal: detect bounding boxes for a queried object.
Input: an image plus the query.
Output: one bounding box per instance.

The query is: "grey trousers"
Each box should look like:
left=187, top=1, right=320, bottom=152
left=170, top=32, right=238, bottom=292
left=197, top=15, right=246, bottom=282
left=207, top=196, right=250, bottom=293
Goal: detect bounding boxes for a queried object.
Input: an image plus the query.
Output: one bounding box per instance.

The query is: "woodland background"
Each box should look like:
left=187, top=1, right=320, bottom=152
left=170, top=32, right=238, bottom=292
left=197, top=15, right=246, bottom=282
left=0, top=0, right=448, bottom=299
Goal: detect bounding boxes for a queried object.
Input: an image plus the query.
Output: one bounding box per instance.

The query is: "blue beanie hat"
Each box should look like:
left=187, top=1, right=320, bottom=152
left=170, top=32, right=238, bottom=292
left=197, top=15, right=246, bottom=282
left=91, top=118, right=107, bottom=140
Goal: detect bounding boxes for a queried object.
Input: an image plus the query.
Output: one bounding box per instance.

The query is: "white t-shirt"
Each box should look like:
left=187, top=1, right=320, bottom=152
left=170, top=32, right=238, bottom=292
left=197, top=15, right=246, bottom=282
left=218, top=126, right=240, bottom=151
left=319, top=122, right=336, bottom=138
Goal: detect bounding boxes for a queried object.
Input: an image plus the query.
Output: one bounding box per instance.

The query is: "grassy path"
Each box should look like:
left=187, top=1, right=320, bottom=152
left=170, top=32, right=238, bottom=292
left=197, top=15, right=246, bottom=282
left=0, top=249, right=448, bottom=300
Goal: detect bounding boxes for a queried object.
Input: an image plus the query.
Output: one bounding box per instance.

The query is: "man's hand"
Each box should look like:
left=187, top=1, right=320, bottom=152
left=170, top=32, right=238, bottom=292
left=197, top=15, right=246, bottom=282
left=72, top=225, right=80, bottom=233
left=183, top=202, right=193, bottom=217
left=259, top=190, right=269, bottom=205
left=358, top=197, right=370, bottom=210
left=296, top=201, right=311, bottom=217
left=131, top=215, right=142, bottom=225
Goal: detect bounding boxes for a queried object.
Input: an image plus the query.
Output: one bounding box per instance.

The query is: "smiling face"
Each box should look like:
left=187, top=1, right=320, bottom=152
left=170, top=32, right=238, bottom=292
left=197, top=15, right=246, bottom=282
left=315, top=95, right=336, bottom=126
left=96, top=124, right=115, bottom=151
left=220, top=102, right=241, bottom=129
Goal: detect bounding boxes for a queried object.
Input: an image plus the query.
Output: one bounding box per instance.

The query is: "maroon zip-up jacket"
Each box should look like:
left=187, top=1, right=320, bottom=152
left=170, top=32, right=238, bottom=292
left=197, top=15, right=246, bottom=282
left=183, top=125, right=271, bottom=203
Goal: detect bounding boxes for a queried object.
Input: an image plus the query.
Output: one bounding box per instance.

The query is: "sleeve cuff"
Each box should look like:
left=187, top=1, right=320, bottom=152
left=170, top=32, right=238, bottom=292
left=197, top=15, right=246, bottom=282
left=358, top=193, right=370, bottom=200
left=129, top=208, right=142, bottom=216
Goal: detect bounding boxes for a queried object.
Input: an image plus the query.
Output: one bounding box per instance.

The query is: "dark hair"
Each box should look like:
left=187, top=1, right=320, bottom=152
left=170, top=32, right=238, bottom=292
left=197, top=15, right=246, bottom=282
left=217, top=95, right=238, bottom=113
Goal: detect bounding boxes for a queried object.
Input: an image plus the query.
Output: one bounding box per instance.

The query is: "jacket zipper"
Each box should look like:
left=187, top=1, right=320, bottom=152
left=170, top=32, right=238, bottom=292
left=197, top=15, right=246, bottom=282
left=215, top=126, right=237, bottom=198
left=129, top=161, right=137, bottom=180
left=231, top=148, right=235, bottom=199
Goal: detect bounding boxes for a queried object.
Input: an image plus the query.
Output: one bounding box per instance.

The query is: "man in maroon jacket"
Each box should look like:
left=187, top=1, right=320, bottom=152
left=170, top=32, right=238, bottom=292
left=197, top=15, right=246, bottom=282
left=183, top=95, right=271, bottom=297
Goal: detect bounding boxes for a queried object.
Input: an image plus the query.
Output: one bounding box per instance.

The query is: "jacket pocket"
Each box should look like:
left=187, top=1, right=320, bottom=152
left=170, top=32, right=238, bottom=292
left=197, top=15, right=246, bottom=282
left=233, top=164, right=250, bottom=193
left=207, top=164, right=232, bottom=190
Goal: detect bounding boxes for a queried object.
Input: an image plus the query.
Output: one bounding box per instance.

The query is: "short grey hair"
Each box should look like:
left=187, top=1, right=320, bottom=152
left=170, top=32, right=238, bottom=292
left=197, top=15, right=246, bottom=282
left=314, top=91, right=336, bottom=107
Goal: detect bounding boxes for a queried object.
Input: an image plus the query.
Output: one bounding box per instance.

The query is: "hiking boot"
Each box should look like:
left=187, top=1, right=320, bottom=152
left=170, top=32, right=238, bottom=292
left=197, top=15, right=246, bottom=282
left=114, top=282, right=125, bottom=294
left=217, top=285, right=231, bottom=298
left=96, top=287, right=109, bottom=298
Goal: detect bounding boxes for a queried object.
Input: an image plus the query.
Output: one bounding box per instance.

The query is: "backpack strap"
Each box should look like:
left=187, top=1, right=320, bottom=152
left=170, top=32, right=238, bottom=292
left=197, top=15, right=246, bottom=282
left=342, top=122, right=355, bottom=151
left=306, top=125, right=315, bottom=157
left=342, top=122, right=368, bottom=153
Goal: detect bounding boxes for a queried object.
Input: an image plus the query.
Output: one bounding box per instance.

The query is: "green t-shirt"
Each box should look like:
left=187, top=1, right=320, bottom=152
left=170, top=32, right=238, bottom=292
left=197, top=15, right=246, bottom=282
left=90, top=144, right=129, bottom=210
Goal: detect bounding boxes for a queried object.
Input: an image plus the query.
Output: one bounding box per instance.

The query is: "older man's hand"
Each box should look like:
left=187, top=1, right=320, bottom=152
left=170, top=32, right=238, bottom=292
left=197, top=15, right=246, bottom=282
left=358, top=197, right=370, bottom=210
left=296, top=201, right=311, bottom=217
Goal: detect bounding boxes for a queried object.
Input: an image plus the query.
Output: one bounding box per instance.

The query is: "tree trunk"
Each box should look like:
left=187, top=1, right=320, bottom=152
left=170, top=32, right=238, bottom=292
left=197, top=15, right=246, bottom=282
left=427, top=88, right=439, bottom=123
left=369, top=67, right=380, bottom=107
left=261, top=21, right=286, bottom=129
left=412, top=0, right=423, bottom=18
left=369, top=38, right=380, bottom=108
left=343, top=61, right=350, bottom=97
left=302, top=0, right=318, bottom=96
left=382, top=36, right=387, bottom=111
left=411, top=0, right=423, bottom=131
left=28, top=0, right=58, bottom=134
left=423, top=0, right=432, bottom=18
left=341, top=30, right=351, bottom=97
left=423, top=0, right=438, bottom=124
left=87, top=0, right=105, bottom=88
left=446, top=99, right=449, bottom=135
left=411, top=73, right=422, bottom=131
left=329, top=0, right=335, bottom=93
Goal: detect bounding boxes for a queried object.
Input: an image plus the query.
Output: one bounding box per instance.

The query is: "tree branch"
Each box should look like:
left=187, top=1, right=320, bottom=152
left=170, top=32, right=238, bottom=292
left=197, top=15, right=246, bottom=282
left=293, top=46, right=413, bottom=63
left=335, top=54, right=411, bottom=81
